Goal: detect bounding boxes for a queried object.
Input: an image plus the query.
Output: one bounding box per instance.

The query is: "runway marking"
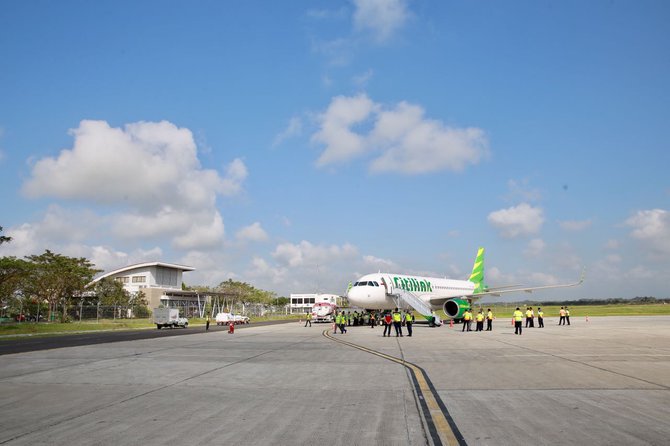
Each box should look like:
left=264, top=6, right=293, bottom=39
left=323, top=330, right=466, bottom=446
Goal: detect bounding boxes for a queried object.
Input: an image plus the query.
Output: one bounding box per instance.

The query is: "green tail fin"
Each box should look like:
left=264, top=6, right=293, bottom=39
left=468, top=247, right=485, bottom=294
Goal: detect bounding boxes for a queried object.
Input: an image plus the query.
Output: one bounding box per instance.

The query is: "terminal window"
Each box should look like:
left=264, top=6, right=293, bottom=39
left=132, top=276, right=146, bottom=283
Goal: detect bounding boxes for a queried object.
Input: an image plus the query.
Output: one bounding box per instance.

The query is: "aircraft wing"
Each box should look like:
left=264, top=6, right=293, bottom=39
left=428, top=269, right=585, bottom=305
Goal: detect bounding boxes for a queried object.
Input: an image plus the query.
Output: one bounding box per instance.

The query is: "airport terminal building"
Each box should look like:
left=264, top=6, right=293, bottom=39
left=90, top=262, right=199, bottom=310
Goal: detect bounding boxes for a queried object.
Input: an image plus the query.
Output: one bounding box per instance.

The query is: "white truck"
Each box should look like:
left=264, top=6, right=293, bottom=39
left=153, top=308, right=188, bottom=329
left=215, top=312, right=250, bottom=325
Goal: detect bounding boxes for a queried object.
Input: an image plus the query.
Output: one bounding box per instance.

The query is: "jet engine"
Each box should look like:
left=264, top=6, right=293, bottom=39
left=443, top=298, right=470, bottom=319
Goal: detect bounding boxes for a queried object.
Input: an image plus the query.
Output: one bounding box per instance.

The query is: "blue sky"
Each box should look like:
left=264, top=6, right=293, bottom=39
left=1, top=0, right=669, bottom=300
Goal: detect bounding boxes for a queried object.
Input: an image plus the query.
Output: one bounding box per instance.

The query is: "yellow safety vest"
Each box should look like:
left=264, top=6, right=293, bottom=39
left=405, top=314, right=413, bottom=322
left=487, top=311, right=493, bottom=320
left=525, top=310, right=532, bottom=318
left=476, top=313, right=484, bottom=322
left=514, top=310, right=523, bottom=321
left=538, top=311, right=544, bottom=318
left=392, top=312, right=401, bottom=322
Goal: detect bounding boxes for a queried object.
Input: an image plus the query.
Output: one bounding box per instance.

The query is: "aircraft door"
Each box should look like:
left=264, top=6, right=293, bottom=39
left=381, top=277, right=393, bottom=295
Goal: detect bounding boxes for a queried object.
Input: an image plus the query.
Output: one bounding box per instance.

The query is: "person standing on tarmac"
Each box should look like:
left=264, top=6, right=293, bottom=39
left=383, top=311, right=393, bottom=337
left=537, top=308, right=544, bottom=328
left=304, top=312, right=312, bottom=327
left=462, top=309, right=470, bottom=332
left=333, top=312, right=340, bottom=334
left=475, top=310, right=484, bottom=332
left=513, top=307, right=524, bottom=335
left=405, top=311, right=413, bottom=337
left=486, top=308, right=494, bottom=331
left=525, top=307, right=533, bottom=328
left=565, top=307, right=571, bottom=325
left=340, top=312, right=348, bottom=334
left=370, top=311, right=376, bottom=328
left=206, top=313, right=210, bottom=331
left=559, top=307, right=566, bottom=325
left=392, top=308, right=403, bottom=337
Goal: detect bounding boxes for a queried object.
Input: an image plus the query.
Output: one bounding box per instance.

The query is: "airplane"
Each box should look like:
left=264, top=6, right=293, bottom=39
left=346, top=247, right=584, bottom=322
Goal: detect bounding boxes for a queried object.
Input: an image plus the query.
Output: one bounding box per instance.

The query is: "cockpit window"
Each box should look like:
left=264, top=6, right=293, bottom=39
left=373, top=281, right=379, bottom=286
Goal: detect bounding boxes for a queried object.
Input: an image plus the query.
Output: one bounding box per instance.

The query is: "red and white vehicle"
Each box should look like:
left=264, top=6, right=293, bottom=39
left=311, top=302, right=338, bottom=323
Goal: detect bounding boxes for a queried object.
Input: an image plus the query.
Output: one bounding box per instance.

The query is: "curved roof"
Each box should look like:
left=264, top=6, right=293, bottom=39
left=90, top=262, right=195, bottom=284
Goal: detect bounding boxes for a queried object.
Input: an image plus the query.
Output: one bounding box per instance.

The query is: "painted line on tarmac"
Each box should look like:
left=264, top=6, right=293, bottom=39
left=323, top=329, right=466, bottom=446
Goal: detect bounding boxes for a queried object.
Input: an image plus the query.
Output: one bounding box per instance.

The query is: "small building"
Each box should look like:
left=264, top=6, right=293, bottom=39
left=90, top=262, right=198, bottom=310
left=289, top=293, right=339, bottom=314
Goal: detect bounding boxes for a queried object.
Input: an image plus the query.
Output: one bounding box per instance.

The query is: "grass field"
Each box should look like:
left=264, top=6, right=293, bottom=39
left=0, top=314, right=301, bottom=337
left=450, top=303, right=670, bottom=318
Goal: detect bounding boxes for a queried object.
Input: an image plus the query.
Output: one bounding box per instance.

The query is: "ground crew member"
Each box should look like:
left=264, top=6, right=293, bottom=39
left=334, top=312, right=341, bottom=334
left=525, top=307, right=533, bottom=328
left=392, top=308, right=403, bottom=337
left=486, top=308, right=494, bottom=331
left=340, top=312, right=348, bottom=334
left=383, top=311, right=392, bottom=337
left=565, top=307, right=571, bottom=325
left=537, top=307, right=544, bottom=328
left=475, top=310, right=484, bottom=331
left=559, top=307, right=566, bottom=325
left=462, top=309, right=471, bottom=332
left=304, top=312, right=312, bottom=327
left=513, top=307, right=523, bottom=335
left=405, top=311, right=413, bottom=337
left=369, top=311, right=376, bottom=328
left=205, top=313, right=210, bottom=331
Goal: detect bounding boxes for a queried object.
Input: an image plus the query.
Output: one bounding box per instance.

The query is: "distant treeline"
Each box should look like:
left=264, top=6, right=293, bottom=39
left=491, top=296, right=666, bottom=306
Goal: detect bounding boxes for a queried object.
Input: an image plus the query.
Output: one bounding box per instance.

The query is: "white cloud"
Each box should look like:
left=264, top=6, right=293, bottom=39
left=506, top=179, right=541, bottom=202
left=245, top=257, right=287, bottom=285
left=559, top=219, right=592, bottom=231
left=313, top=95, right=488, bottom=174
left=524, top=238, right=545, bottom=257
left=2, top=214, right=165, bottom=274
left=19, top=120, right=244, bottom=253
left=273, top=117, right=303, bottom=147
left=173, top=211, right=225, bottom=250
left=23, top=120, right=246, bottom=208
left=352, top=0, right=409, bottom=42
left=353, top=69, right=374, bottom=88
left=362, top=254, right=398, bottom=271
left=488, top=203, right=544, bottom=238
left=369, top=102, right=488, bottom=174
left=604, top=239, right=620, bottom=250
left=625, top=209, right=670, bottom=255
left=236, top=222, right=269, bottom=242
left=313, top=94, right=376, bottom=166
left=272, top=240, right=358, bottom=267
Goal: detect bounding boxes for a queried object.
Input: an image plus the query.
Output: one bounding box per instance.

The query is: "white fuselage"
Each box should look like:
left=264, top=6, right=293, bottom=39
left=347, top=273, right=475, bottom=310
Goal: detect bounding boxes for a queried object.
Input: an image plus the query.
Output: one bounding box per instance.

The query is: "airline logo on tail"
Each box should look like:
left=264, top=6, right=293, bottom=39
left=468, top=247, right=486, bottom=294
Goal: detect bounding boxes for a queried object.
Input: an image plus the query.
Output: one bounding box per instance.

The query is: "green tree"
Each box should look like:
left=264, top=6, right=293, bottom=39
left=94, top=277, right=129, bottom=319
left=23, top=250, right=101, bottom=322
left=0, top=256, right=31, bottom=317
left=0, top=226, right=11, bottom=246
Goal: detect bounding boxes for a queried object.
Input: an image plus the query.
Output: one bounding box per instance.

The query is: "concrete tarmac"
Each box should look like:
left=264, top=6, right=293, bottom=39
left=0, top=316, right=669, bottom=445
